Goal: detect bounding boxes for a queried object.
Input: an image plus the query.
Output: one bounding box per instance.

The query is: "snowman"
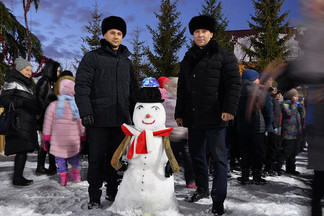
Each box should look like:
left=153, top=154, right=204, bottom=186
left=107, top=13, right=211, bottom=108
left=110, top=86, right=180, bottom=215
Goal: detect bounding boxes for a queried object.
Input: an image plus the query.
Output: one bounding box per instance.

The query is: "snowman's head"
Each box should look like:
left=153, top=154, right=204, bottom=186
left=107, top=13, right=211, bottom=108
left=133, top=102, right=166, bottom=131
left=133, top=86, right=166, bottom=131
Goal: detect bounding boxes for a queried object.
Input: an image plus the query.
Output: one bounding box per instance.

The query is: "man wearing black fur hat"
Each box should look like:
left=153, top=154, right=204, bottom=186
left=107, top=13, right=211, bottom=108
left=75, top=16, right=138, bottom=209
left=175, top=15, right=241, bottom=215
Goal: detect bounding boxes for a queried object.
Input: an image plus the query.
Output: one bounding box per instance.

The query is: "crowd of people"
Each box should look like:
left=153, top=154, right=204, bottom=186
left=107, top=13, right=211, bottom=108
left=0, top=2, right=323, bottom=215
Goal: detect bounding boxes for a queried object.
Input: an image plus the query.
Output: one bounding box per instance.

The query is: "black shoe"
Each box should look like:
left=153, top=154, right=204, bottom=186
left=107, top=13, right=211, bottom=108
left=185, top=191, right=209, bottom=202
left=87, top=201, right=101, bottom=209
left=212, top=201, right=225, bottom=215
left=13, top=177, right=33, bottom=186
left=35, top=167, right=49, bottom=176
left=47, top=167, right=57, bottom=176
left=252, top=176, right=267, bottom=185
left=105, top=187, right=117, bottom=201
left=237, top=176, right=250, bottom=185
left=286, top=170, right=300, bottom=175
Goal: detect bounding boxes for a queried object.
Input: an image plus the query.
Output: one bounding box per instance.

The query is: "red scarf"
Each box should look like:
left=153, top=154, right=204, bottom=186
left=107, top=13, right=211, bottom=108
left=121, top=124, right=173, bottom=159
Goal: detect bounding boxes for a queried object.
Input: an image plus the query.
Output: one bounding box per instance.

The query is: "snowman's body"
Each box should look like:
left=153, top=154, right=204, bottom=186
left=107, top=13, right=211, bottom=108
left=110, top=101, right=179, bottom=214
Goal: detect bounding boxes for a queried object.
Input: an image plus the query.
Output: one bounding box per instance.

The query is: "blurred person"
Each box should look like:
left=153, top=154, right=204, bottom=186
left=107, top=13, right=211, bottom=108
left=264, top=1, right=324, bottom=214
left=236, top=69, right=272, bottom=185
left=260, top=75, right=282, bottom=176
left=0, top=58, right=39, bottom=186
left=42, top=75, right=86, bottom=186
left=165, top=77, right=196, bottom=189
left=35, top=59, right=61, bottom=176
left=175, top=15, right=241, bottom=215
left=274, top=88, right=305, bottom=176
left=75, top=16, right=138, bottom=209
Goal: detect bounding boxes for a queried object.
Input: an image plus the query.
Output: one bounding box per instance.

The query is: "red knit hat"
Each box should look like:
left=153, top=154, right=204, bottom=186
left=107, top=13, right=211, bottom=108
left=157, top=76, right=170, bottom=88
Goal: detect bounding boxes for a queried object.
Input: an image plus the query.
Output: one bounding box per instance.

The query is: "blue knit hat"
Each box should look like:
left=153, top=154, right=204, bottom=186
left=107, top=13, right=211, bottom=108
left=242, top=69, right=259, bottom=82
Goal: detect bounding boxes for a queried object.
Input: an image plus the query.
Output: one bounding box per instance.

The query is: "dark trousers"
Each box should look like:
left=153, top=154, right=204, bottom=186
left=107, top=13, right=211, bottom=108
left=276, top=139, right=299, bottom=172
left=87, top=127, right=124, bottom=203
left=171, top=139, right=195, bottom=185
left=188, top=127, right=227, bottom=203
left=264, top=132, right=281, bottom=172
left=239, top=133, right=265, bottom=177
left=312, top=171, right=324, bottom=216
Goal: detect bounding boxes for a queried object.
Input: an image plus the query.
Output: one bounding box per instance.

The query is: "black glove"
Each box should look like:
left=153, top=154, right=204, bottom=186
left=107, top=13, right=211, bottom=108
left=119, top=160, right=128, bottom=172
left=81, top=115, right=94, bottom=128
left=165, top=161, right=173, bottom=178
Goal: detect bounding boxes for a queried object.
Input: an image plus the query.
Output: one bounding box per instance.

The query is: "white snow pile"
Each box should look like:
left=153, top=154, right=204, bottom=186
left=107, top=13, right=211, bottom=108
left=0, top=151, right=317, bottom=216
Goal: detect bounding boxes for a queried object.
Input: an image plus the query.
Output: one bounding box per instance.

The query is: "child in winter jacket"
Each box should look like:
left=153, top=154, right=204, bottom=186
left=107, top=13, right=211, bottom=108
left=275, top=88, right=305, bottom=175
left=42, top=75, right=85, bottom=186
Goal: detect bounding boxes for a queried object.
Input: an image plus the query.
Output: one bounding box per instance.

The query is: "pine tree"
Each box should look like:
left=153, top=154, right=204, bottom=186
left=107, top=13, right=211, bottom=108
left=130, top=25, right=150, bottom=85
left=242, top=0, right=291, bottom=72
left=0, top=2, right=43, bottom=85
left=200, top=0, right=233, bottom=50
left=74, top=0, right=102, bottom=69
left=146, top=0, right=186, bottom=78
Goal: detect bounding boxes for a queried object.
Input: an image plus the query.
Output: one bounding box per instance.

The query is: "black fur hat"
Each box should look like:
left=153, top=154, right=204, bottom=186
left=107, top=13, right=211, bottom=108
left=189, top=15, right=216, bottom=35
left=101, top=16, right=127, bottom=37
left=135, top=87, right=164, bottom=103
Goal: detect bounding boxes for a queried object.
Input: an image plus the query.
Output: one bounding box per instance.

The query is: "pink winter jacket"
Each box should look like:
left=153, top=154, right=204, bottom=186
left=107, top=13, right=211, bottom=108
left=42, top=79, right=85, bottom=159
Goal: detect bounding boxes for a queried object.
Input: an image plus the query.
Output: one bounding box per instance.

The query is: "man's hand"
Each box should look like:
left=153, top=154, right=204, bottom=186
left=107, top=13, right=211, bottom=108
left=221, top=113, right=234, bottom=121
left=81, top=115, right=94, bottom=128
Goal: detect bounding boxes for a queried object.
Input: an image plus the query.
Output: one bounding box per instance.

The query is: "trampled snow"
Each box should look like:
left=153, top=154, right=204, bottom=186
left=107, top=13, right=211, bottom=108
left=0, top=151, right=316, bottom=216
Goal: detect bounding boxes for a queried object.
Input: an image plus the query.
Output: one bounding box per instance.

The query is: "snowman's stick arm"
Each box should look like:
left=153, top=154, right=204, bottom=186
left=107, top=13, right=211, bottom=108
left=111, top=135, right=132, bottom=170
left=163, top=136, right=180, bottom=173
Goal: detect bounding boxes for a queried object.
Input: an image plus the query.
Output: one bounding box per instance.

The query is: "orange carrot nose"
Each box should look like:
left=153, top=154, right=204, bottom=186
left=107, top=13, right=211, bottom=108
left=146, top=114, right=150, bottom=118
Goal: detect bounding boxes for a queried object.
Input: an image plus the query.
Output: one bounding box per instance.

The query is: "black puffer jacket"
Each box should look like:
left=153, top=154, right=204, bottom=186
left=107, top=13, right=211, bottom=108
left=175, top=39, right=241, bottom=129
left=35, top=59, right=60, bottom=129
left=75, top=39, right=138, bottom=127
left=0, top=69, right=39, bottom=155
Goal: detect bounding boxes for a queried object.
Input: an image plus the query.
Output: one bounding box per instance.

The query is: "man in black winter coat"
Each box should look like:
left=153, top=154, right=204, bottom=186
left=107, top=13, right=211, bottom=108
left=75, top=16, right=138, bottom=210
left=175, top=15, right=241, bottom=215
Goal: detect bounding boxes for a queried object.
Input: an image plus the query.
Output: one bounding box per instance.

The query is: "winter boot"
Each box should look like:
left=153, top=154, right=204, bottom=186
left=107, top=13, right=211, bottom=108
left=238, top=168, right=250, bottom=185
left=60, top=173, right=68, bottom=186
left=47, top=154, right=57, bottom=176
left=13, top=153, right=33, bottom=186
left=105, top=185, right=118, bottom=201
left=71, top=167, right=81, bottom=183
left=88, top=201, right=101, bottom=209
left=252, top=170, right=267, bottom=185
left=35, top=148, right=49, bottom=176
left=212, top=201, right=225, bottom=215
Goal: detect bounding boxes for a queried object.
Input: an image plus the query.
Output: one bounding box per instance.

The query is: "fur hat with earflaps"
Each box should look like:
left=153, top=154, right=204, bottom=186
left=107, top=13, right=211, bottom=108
left=189, top=15, right=216, bottom=35
left=101, top=16, right=127, bottom=38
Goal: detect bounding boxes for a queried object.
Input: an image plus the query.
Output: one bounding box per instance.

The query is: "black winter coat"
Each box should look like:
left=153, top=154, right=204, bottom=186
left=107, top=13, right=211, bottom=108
left=75, top=39, right=138, bottom=127
left=0, top=69, right=39, bottom=155
left=35, top=59, right=60, bottom=129
left=175, top=39, right=241, bottom=129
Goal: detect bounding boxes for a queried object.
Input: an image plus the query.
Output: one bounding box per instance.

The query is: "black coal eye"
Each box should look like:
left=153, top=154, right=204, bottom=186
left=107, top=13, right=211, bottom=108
left=136, top=105, right=144, bottom=110
left=152, top=106, right=159, bottom=111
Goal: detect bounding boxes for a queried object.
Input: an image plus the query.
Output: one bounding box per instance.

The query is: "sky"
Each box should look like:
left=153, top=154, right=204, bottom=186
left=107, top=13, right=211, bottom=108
left=0, top=151, right=315, bottom=215
left=2, top=0, right=302, bottom=72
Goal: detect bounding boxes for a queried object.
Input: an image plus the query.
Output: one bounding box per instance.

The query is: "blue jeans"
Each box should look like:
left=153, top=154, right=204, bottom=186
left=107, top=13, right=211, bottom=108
left=188, top=127, right=227, bottom=202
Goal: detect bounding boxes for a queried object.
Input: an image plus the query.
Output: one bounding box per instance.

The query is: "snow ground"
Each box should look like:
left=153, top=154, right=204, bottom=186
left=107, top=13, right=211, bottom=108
left=0, top=151, right=318, bottom=216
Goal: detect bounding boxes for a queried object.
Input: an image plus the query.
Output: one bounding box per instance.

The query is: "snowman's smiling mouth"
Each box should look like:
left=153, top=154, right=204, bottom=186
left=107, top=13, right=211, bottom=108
left=142, top=120, right=155, bottom=125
